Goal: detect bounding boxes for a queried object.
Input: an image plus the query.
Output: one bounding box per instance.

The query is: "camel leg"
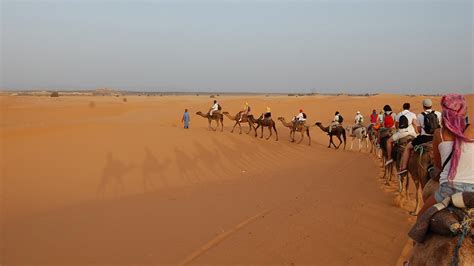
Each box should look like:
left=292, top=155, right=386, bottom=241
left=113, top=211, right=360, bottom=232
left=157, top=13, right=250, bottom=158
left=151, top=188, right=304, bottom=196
left=328, top=135, right=332, bottom=148
left=254, top=124, right=260, bottom=137
left=266, top=126, right=272, bottom=140
left=247, top=122, right=253, bottom=134
left=260, top=125, right=264, bottom=138
left=307, top=130, right=311, bottom=145
left=336, top=135, right=342, bottom=149
left=221, top=118, right=224, bottom=132
left=409, top=181, right=420, bottom=216
left=350, top=137, right=354, bottom=150
left=358, top=138, right=362, bottom=151
left=298, top=131, right=304, bottom=144
left=273, top=125, right=278, bottom=141
left=231, top=122, right=238, bottom=133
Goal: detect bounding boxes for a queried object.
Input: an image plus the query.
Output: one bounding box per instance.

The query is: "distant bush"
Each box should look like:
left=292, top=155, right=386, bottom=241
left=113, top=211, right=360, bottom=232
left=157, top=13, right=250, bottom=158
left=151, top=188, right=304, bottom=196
left=288, top=94, right=295, bottom=96
left=123, top=98, right=127, bottom=102
left=50, top=91, right=59, bottom=97
left=196, top=94, right=199, bottom=96
left=210, top=95, right=215, bottom=98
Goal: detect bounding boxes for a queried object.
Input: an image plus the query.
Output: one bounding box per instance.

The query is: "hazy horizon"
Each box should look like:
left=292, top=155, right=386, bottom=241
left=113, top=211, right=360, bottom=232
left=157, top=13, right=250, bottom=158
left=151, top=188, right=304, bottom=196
left=1, top=0, right=473, bottom=94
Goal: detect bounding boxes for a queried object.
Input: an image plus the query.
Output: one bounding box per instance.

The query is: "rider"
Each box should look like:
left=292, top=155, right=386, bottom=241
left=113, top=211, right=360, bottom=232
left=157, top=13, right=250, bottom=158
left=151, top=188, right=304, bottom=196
left=385, top=103, right=418, bottom=166
left=329, top=111, right=342, bottom=134
left=209, top=100, right=219, bottom=116
left=352, top=111, right=364, bottom=131
left=417, top=94, right=473, bottom=217
left=261, top=107, right=271, bottom=120
left=293, top=109, right=307, bottom=122
left=370, top=109, right=378, bottom=125
left=238, top=102, right=251, bottom=122
left=397, top=99, right=442, bottom=176
left=292, top=109, right=307, bottom=129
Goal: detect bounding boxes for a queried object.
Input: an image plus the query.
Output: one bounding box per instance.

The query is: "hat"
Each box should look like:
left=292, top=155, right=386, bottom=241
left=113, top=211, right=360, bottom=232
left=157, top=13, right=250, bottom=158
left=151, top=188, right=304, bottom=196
left=356, top=111, right=360, bottom=114
left=299, top=109, right=304, bottom=112
left=266, top=107, right=271, bottom=112
left=423, top=99, right=432, bottom=108
left=245, top=102, right=249, bottom=106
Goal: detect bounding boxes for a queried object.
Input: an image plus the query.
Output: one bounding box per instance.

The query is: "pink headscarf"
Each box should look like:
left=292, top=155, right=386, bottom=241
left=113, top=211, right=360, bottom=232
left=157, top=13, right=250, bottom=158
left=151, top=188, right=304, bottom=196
left=441, top=94, right=472, bottom=182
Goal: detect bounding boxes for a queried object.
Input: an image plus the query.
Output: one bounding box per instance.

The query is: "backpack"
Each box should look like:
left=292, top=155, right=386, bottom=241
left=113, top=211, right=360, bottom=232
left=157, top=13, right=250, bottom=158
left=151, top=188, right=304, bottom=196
left=217, top=104, right=222, bottom=111
left=302, top=113, right=307, bottom=119
left=398, top=114, right=409, bottom=129
left=384, top=112, right=395, bottom=128
left=422, top=111, right=440, bottom=134
left=338, top=115, right=344, bottom=123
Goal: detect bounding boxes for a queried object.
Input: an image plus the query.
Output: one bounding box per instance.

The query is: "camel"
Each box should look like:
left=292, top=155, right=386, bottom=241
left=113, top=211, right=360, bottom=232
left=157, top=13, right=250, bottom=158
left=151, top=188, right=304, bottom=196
left=406, top=142, right=433, bottom=215
left=277, top=117, right=311, bottom=145
left=314, top=122, right=346, bottom=149
left=346, top=126, right=369, bottom=151
left=367, top=124, right=379, bottom=155
left=196, top=111, right=224, bottom=131
left=222, top=111, right=255, bottom=134
left=378, top=128, right=396, bottom=184
left=247, top=115, right=278, bottom=141
left=409, top=231, right=474, bottom=265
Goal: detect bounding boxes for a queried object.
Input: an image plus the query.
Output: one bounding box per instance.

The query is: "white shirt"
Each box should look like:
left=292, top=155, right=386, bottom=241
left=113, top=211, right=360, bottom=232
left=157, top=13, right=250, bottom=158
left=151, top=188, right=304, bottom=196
left=211, top=103, right=219, bottom=111
left=354, top=114, right=363, bottom=124
left=333, top=114, right=340, bottom=122
left=439, top=139, right=474, bottom=185
left=396, top=110, right=417, bottom=134
left=417, top=109, right=442, bottom=136
left=296, top=112, right=306, bottom=121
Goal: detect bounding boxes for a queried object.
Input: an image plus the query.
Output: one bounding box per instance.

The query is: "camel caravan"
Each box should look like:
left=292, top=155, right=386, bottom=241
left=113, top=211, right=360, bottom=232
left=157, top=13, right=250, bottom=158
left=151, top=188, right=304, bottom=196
left=367, top=95, right=473, bottom=265
left=194, top=94, right=473, bottom=265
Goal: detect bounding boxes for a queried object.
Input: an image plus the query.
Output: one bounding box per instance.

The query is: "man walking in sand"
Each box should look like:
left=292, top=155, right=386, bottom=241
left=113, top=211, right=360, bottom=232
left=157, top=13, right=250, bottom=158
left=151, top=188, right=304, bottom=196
left=182, top=109, right=190, bottom=129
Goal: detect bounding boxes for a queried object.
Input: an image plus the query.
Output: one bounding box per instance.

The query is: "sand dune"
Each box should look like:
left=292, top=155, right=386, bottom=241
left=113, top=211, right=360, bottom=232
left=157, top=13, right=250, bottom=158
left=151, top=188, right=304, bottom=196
left=1, top=94, right=472, bottom=264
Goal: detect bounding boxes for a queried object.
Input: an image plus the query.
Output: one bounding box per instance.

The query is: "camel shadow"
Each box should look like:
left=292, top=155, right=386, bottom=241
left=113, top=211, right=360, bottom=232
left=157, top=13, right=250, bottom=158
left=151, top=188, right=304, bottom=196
left=192, top=141, right=223, bottom=180
left=174, top=147, right=200, bottom=184
left=142, top=147, right=171, bottom=193
left=96, top=152, right=135, bottom=199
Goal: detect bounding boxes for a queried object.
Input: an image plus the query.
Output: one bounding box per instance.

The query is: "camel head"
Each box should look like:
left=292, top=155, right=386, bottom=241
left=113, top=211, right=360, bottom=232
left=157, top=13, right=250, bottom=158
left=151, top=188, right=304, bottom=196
left=315, top=122, right=322, bottom=126
left=222, top=111, right=229, bottom=114
left=277, top=117, right=285, bottom=121
left=196, top=111, right=203, bottom=115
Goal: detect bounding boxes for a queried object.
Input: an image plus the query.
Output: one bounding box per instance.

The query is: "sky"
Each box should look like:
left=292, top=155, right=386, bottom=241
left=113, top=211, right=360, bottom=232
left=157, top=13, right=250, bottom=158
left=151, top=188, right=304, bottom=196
left=1, top=0, right=472, bottom=93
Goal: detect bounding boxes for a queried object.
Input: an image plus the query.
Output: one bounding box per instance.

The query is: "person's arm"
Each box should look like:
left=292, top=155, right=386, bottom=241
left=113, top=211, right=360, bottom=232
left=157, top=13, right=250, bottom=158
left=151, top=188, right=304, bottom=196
left=412, top=118, right=418, bottom=134
left=432, top=128, right=442, bottom=169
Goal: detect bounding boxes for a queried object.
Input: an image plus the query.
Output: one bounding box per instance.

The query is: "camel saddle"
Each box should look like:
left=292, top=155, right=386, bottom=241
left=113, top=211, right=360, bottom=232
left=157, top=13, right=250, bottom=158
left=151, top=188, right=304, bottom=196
left=409, top=192, right=474, bottom=243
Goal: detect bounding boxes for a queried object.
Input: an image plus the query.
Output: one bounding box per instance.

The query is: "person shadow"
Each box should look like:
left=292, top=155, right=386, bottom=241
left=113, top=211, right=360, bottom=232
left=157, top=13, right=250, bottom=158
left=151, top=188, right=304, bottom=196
left=96, top=152, right=135, bottom=199
left=142, top=147, right=171, bottom=193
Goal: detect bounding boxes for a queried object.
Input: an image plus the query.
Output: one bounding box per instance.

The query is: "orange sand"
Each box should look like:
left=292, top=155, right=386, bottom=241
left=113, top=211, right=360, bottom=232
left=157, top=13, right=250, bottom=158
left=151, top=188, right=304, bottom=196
left=1, top=94, right=472, bottom=264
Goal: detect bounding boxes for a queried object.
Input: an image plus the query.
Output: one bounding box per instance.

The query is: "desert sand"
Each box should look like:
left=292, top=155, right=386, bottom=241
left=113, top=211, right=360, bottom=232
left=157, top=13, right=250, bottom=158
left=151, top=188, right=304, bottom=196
left=1, top=93, right=473, bottom=265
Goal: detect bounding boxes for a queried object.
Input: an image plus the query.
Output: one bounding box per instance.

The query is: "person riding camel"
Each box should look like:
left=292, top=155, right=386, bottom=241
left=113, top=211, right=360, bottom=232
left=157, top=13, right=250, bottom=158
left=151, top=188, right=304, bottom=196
left=329, top=111, right=343, bottom=134
left=292, top=109, right=307, bottom=129
left=397, top=99, right=442, bottom=176
left=260, top=107, right=272, bottom=121
left=352, top=111, right=364, bottom=132
left=238, top=102, right=251, bottom=122
left=209, top=100, right=220, bottom=116
left=370, top=109, right=378, bottom=125
left=416, top=94, right=473, bottom=217
left=385, top=103, right=418, bottom=166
